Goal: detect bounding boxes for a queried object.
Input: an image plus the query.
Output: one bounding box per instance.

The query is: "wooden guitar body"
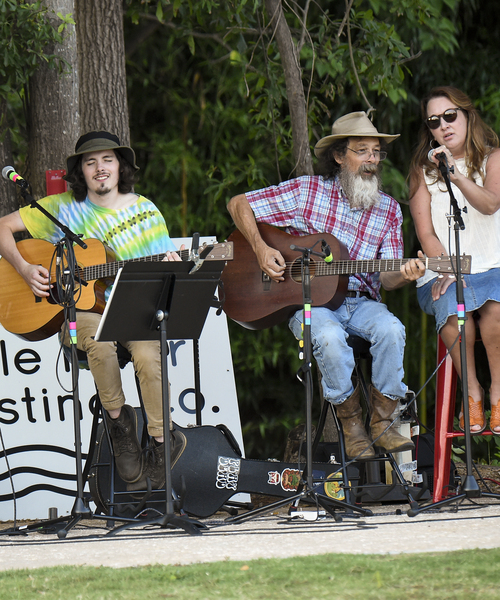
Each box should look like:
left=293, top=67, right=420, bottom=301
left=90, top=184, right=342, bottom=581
left=221, top=225, right=350, bottom=330
left=0, top=238, right=232, bottom=341
left=221, top=223, right=472, bottom=330
left=0, top=239, right=110, bottom=341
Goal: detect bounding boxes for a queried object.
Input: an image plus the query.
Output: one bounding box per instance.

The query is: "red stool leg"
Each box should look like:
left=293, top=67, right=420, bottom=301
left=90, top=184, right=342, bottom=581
left=433, top=335, right=458, bottom=502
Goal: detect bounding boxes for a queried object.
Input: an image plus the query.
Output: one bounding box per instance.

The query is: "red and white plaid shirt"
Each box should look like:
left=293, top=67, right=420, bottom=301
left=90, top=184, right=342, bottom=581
left=246, top=175, right=403, bottom=300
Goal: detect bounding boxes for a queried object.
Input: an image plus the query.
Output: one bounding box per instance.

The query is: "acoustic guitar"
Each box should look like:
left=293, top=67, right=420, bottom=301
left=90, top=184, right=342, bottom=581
left=220, top=223, right=472, bottom=330
left=0, top=238, right=233, bottom=341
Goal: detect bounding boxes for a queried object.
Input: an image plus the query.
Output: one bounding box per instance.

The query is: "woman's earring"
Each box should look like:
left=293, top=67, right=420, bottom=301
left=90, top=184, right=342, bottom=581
left=429, top=139, right=439, bottom=149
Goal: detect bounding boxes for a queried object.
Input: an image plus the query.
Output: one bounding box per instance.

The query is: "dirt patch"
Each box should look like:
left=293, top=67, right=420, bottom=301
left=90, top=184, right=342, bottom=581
left=455, top=463, right=500, bottom=494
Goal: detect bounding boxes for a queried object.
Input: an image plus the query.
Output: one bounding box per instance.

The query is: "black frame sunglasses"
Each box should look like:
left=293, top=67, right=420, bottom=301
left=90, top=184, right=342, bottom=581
left=426, top=108, right=464, bottom=130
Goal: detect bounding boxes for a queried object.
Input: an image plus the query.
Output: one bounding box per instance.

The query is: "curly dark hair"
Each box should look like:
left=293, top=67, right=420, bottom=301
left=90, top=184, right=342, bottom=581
left=315, top=138, right=349, bottom=179
left=64, top=150, right=137, bottom=201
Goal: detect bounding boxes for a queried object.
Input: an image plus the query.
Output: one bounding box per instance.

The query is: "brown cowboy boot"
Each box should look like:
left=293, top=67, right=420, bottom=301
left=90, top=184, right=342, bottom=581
left=370, top=387, right=415, bottom=453
left=336, top=384, right=375, bottom=460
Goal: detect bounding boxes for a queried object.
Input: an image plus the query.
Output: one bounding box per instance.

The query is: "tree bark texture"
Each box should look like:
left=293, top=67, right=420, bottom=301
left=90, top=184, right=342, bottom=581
left=27, top=0, right=79, bottom=200
left=75, top=0, right=130, bottom=144
left=264, top=0, right=314, bottom=177
left=0, top=121, right=22, bottom=218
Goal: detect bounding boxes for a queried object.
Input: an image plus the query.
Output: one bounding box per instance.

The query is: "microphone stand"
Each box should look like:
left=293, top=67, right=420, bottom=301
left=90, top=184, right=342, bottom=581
left=22, top=186, right=92, bottom=532
left=1, top=183, right=128, bottom=538
left=225, top=241, right=372, bottom=525
left=408, top=157, right=500, bottom=516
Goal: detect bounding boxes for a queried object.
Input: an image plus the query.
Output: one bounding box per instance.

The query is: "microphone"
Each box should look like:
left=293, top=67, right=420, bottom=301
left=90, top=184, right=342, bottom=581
left=321, top=240, right=333, bottom=263
left=427, top=149, right=446, bottom=163
left=2, top=166, right=28, bottom=188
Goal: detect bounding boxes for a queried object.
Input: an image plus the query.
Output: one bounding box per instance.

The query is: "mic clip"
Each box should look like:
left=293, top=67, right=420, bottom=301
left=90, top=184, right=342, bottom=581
left=290, top=240, right=333, bottom=262
left=188, top=232, right=214, bottom=274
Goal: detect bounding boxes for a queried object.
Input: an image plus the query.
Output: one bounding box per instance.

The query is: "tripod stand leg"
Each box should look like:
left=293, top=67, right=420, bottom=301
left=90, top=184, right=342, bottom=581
left=107, top=512, right=207, bottom=536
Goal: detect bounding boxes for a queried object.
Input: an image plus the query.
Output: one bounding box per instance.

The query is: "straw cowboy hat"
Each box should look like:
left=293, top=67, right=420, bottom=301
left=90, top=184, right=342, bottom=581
left=66, top=131, right=139, bottom=175
left=314, top=111, right=400, bottom=158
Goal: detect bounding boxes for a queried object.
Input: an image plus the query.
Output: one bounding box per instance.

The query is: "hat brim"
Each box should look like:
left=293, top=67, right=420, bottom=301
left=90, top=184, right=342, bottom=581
left=314, top=132, right=400, bottom=158
left=66, top=144, right=139, bottom=175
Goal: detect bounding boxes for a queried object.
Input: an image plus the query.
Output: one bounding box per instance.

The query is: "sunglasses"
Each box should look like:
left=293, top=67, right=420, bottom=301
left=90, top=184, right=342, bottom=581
left=426, top=108, right=464, bottom=130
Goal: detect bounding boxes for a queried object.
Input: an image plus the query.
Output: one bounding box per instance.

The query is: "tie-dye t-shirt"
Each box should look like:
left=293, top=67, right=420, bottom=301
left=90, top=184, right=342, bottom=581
left=19, top=191, right=176, bottom=260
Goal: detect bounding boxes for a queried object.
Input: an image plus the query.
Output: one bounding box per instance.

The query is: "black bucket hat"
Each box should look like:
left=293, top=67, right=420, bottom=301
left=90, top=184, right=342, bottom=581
left=66, top=131, right=139, bottom=174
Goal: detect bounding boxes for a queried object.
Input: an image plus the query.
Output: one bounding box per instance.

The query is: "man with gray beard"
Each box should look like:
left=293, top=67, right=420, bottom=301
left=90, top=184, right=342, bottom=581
left=227, top=111, right=426, bottom=460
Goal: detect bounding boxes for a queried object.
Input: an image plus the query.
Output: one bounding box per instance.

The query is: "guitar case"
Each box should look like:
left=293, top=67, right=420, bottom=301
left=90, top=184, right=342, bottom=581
left=88, top=411, right=360, bottom=519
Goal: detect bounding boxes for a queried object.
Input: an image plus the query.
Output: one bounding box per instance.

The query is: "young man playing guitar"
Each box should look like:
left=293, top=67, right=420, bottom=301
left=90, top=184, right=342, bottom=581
left=227, top=112, right=426, bottom=460
left=0, top=131, right=184, bottom=492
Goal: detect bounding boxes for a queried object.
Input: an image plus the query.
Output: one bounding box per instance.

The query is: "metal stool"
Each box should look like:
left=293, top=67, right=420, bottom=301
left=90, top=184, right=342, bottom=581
left=313, top=335, right=426, bottom=506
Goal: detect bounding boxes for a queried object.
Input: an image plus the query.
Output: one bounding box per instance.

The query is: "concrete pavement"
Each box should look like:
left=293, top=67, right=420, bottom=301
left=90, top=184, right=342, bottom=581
left=1, top=498, right=500, bottom=571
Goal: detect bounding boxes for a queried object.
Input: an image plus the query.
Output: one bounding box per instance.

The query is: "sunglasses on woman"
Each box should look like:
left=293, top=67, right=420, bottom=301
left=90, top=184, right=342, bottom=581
left=426, top=108, right=464, bottom=130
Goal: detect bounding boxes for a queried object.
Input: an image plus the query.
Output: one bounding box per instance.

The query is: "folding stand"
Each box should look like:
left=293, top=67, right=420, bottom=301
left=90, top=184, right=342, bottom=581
left=408, top=157, right=500, bottom=516
left=94, top=259, right=225, bottom=535
left=225, top=241, right=372, bottom=525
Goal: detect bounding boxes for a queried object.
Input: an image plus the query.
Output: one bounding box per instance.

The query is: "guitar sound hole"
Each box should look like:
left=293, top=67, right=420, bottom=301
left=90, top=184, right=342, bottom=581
left=290, top=258, right=317, bottom=283
left=45, top=285, right=59, bottom=305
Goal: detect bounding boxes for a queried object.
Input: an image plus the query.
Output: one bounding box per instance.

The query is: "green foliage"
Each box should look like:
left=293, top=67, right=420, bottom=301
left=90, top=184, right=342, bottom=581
left=452, top=413, right=500, bottom=466
left=0, top=2, right=73, bottom=95
left=0, top=1, right=73, bottom=136
left=5, top=0, right=500, bottom=458
left=121, top=0, right=468, bottom=457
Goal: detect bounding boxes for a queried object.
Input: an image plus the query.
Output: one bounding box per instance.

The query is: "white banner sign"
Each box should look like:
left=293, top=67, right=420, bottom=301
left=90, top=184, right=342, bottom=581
left=0, top=237, right=242, bottom=521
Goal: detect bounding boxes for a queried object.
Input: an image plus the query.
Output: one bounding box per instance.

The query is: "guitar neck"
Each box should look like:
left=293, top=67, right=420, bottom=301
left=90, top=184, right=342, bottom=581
left=81, top=246, right=230, bottom=282
left=81, top=253, right=166, bottom=281
left=318, top=258, right=408, bottom=276
left=315, top=255, right=466, bottom=276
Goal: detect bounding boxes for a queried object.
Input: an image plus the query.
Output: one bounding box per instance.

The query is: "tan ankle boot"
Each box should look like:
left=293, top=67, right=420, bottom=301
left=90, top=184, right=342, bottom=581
left=336, top=385, right=375, bottom=460
left=370, top=387, right=415, bottom=453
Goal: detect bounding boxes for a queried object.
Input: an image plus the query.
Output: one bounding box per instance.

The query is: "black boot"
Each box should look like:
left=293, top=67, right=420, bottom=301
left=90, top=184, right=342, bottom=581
left=336, top=385, right=375, bottom=460
left=128, top=430, right=186, bottom=493
left=105, top=405, right=143, bottom=483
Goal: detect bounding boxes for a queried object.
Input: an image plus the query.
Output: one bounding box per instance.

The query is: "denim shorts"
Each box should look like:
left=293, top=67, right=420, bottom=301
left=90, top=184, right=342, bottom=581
left=417, top=268, right=500, bottom=332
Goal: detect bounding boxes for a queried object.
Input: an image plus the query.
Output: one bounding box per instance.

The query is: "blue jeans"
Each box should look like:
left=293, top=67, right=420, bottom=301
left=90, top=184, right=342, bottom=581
left=288, top=297, right=407, bottom=405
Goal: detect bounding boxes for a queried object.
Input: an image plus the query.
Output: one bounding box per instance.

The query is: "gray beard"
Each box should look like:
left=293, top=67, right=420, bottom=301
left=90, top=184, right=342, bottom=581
left=338, top=165, right=381, bottom=210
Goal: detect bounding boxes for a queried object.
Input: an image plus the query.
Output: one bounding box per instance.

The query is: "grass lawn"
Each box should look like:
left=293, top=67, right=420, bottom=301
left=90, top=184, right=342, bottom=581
left=1, top=548, right=499, bottom=599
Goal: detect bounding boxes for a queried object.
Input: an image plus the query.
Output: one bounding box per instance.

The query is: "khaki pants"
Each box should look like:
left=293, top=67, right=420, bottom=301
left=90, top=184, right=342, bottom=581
left=61, top=311, right=166, bottom=438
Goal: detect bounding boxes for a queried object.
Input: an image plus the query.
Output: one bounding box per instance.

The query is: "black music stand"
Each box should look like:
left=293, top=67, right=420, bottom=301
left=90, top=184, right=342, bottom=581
left=95, top=259, right=225, bottom=535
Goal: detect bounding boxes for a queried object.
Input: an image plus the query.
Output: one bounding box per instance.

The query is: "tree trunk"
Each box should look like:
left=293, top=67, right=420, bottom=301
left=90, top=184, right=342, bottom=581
left=75, top=0, right=130, bottom=143
left=264, top=0, right=314, bottom=177
left=0, top=121, right=22, bottom=218
left=26, top=0, right=79, bottom=200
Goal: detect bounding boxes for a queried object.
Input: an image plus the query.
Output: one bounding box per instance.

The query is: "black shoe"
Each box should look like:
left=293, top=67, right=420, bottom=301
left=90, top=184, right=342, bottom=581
left=128, top=430, right=186, bottom=494
left=105, top=405, right=143, bottom=483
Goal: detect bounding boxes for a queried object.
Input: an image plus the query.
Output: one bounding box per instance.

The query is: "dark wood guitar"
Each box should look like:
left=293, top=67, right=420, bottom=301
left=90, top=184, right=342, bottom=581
left=221, top=223, right=472, bottom=330
left=0, top=238, right=233, bottom=341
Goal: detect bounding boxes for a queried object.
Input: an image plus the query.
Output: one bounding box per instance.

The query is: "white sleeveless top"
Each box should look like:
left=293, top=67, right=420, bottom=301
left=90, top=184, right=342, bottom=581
left=417, top=157, right=500, bottom=287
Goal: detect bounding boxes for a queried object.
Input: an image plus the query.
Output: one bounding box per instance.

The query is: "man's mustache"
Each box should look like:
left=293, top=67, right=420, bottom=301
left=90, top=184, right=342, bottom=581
left=359, top=164, right=378, bottom=175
